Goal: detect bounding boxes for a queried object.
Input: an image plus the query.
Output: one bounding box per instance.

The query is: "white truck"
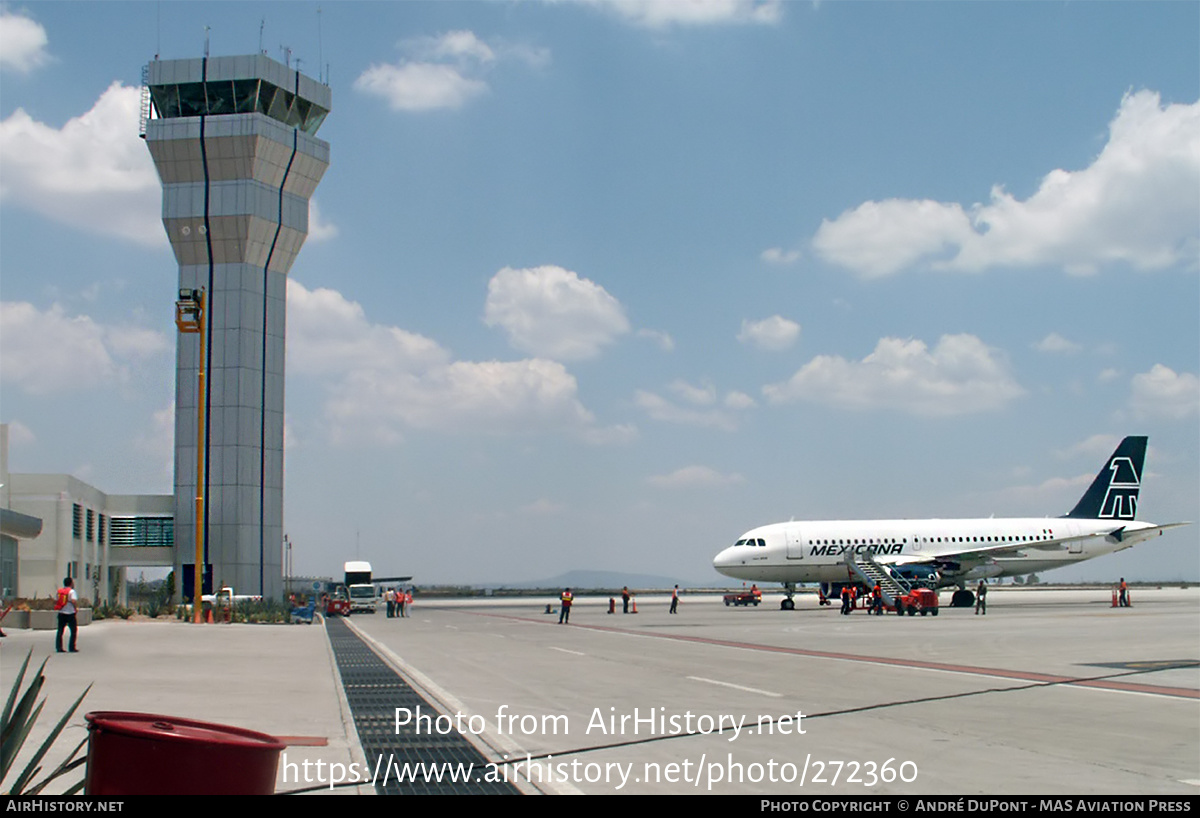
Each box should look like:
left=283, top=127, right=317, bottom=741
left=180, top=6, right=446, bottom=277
left=344, top=561, right=377, bottom=614
left=201, top=586, right=263, bottom=606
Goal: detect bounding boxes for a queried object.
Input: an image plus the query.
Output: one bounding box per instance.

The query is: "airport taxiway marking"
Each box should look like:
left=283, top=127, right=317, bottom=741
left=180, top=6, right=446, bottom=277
left=549, top=646, right=586, bottom=656
left=686, top=676, right=782, bottom=697
left=470, top=611, right=1199, bottom=700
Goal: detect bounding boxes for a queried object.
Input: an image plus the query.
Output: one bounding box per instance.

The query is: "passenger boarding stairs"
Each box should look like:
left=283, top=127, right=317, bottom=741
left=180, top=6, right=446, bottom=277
left=845, top=554, right=912, bottom=609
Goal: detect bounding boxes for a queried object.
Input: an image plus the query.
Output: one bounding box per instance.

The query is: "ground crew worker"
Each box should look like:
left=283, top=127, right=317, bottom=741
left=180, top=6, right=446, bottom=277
left=975, top=580, right=987, bottom=615
left=872, top=583, right=883, bottom=615
left=670, top=585, right=679, bottom=614
left=840, top=585, right=851, bottom=615
left=622, top=586, right=630, bottom=614
left=559, top=588, right=573, bottom=624
left=55, top=577, right=79, bottom=653
left=1118, top=577, right=1129, bottom=607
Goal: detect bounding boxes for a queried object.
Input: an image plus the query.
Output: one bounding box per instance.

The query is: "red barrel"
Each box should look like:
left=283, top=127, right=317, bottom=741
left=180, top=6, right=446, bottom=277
left=84, top=711, right=286, bottom=795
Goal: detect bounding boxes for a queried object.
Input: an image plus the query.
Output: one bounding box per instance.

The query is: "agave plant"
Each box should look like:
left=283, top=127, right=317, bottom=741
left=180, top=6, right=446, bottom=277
left=1, top=650, right=91, bottom=795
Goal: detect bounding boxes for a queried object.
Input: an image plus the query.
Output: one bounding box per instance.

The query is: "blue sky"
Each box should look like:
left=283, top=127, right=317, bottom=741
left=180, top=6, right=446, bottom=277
left=1, top=1, right=1197, bottom=585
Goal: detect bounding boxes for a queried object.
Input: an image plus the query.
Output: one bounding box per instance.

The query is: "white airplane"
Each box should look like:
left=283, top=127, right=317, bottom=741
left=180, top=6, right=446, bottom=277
left=712, top=436, right=1188, bottom=610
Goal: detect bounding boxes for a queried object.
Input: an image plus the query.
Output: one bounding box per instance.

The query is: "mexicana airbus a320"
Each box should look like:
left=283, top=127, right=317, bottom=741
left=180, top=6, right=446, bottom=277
left=712, top=436, right=1188, bottom=610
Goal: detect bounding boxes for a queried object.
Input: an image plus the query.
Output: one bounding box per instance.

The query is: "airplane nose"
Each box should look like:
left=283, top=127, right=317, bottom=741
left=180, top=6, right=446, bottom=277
left=713, top=547, right=734, bottom=570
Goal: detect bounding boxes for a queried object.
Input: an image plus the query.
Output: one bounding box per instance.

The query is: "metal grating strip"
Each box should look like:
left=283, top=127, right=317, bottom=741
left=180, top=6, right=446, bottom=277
left=325, top=617, right=521, bottom=795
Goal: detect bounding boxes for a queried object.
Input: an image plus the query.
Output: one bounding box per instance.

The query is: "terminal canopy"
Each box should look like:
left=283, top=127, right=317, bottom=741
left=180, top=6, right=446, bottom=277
left=150, top=78, right=328, bottom=135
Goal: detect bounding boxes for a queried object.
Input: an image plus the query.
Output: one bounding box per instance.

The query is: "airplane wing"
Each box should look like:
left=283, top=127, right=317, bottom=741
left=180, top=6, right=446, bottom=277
left=880, top=522, right=1190, bottom=568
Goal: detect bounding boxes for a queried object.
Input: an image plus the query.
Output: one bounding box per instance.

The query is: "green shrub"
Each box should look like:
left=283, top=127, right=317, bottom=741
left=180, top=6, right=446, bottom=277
left=1, top=650, right=91, bottom=795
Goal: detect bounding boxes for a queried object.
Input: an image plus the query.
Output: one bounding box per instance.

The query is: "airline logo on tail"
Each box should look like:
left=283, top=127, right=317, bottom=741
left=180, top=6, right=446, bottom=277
left=1066, top=436, right=1146, bottom=521
left=1099, top=457, right=1139, bottom=520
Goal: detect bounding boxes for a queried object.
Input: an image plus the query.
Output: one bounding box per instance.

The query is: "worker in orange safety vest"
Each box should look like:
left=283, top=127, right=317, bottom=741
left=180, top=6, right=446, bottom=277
left=559, top=588, right=573, bottom=624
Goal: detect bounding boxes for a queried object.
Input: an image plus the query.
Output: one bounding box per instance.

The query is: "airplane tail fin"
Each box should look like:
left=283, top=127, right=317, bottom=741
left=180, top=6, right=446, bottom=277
left=1065, top=436, right=1147, bottom=520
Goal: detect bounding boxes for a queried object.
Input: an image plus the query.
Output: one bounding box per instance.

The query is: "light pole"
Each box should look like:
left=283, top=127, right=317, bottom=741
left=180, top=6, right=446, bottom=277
left=284, top=534, right=292, bottom=597
left=175, top=288, right=206, bottom=623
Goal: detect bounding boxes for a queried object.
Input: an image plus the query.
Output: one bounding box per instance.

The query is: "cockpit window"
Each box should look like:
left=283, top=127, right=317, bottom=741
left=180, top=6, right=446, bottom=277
left=735, top=539, right=746, bottom=546
left=757, top=538, right=766, bottom=547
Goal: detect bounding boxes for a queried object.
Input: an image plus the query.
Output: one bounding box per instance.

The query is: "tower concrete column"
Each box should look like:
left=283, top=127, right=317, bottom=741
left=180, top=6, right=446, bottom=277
left=144, top=55, right=330, bottom=600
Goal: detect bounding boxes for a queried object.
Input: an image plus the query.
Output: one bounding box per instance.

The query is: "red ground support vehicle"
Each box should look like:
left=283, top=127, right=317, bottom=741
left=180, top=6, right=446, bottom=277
left=324, top=590, right=351, bottom=617
left=723, top=590, right=762, bottom=607
left=895, top=587, right=939, bottom=616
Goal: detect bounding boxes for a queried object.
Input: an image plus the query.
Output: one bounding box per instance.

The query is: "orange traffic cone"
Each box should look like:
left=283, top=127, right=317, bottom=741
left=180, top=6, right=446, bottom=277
left=206, top=607, right=213, bottom=623
left=631, top=597, right=638, bottom=614
left=1111, top=587, right=1119, bottom=607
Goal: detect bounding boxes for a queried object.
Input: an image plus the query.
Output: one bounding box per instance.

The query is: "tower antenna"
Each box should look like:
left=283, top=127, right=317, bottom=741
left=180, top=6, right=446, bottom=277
left=317, top=6, right=324, bottom=83
left=259, top=19, right=265, bottom=55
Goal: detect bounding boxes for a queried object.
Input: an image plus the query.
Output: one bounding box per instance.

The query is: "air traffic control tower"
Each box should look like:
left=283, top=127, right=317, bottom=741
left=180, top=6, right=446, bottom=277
left=144, top=55, right=330, bottom=599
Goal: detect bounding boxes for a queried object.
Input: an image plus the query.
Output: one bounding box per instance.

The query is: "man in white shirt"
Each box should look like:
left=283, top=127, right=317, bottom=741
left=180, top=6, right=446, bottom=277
left=55, top=577, right=79, bottom=653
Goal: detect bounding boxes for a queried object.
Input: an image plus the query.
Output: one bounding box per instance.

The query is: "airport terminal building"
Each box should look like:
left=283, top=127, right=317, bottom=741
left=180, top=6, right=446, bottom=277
left=0, top=424, right=171, bottom=605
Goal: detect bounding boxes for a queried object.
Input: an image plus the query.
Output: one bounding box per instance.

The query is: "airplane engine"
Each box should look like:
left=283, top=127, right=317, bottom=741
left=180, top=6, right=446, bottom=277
left=892, top=565, right=942, bottom=586
left=963, top=564, right=1004, bottom=581
left=820, top=582, right=854, bottom=599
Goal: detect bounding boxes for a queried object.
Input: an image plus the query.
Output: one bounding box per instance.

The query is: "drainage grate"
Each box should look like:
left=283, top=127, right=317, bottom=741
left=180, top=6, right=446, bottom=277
left=325, top=617, right=521, bottom=795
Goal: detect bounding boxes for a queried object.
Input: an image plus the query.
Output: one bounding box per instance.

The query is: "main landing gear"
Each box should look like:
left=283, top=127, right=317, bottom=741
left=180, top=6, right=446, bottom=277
left=781, top=582, right=797, bottom=611
left=949, top=587, right=976, bottom=608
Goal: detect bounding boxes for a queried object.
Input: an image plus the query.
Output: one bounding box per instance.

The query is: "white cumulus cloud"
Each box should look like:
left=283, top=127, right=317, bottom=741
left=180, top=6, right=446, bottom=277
left=1033, top=332, right=1082, bottom=354
left=646, top=465, right=745, bottom=489
left=0, top=10, right=50, bottom=73
left=427, top=30, right=497, bottom=63
left=308, top=199, right=338, bottom=242
left=288, top=279, right=623, bottom=443
left=815, top=199, right=974, bottom=277
left=355, top=30, right=545, bottom=112
left=763, top=334, right=1024, bottom=416
left=1054, top=434, right=1121, bottom=461
left=813, top=91, right=1200, bottom=277
left=485, top=265, right=631, bottom=360
left=0, top=82, right=163, bottom=245
left=588, top=0, right=782, bottom=28
left=738, top=315, right=800, bottom=351
left=760, top=247, right=801, bottom=265
left=134, top=402, right=176, bottom=480
left=355, top=61, right=487, bottom=111
left=1130, top=364, right=1199, bottom=420
left=0, top=301, right=169, bottom=395
left=669, top=379, right=717, bottom=405
left=637, top=328, right=675, bottom=351
left=634, top=379, right=754, bottom=431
